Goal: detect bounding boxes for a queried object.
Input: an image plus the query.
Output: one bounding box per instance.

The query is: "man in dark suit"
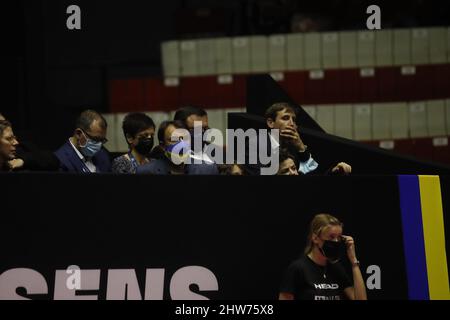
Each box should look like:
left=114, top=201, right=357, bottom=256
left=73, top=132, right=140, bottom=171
left=137, top=120, right=218, bottom=175
left=54, top=110, right=111, bottom=173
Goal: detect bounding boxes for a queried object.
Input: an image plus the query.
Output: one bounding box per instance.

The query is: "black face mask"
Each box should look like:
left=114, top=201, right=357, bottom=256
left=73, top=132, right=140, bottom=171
left=135, top=137, right=154, bottom=156
left=320, top=239, right=346, bottom=263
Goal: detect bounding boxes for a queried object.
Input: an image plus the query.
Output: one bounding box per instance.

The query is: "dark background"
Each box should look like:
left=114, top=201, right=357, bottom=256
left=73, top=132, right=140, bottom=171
left=1, top=174, right=412, bottom=299
left=1, top=0, right=449, bottom=150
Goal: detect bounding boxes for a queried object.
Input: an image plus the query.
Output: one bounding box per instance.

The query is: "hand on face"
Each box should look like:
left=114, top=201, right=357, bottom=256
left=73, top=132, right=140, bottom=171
left=341, top=235, right=357, bottom=264
left=268, top=109, right=305, bottom=152
left=280, top=125, right=305, bottom=152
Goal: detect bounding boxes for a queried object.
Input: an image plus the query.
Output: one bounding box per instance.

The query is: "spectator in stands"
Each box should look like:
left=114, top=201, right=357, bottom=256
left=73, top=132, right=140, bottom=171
left=219, top=163, right=245, bottom=175
left=265, top=102, right=352, bottom=175
left=136, top=120, right=219, bottom=175
left=174, top=106, right=209, bottom=133
left=277, top=150, right=299, bottom=175
left=112, top=113, right=155, bottom=174
left=279, top=213, right=367, bottom=300
left=174, top=106, right=215, bottom=164
left=0, top=119, right=19, bottom=172
left=0, top=113, right=60, bottom=171
left=54, top=110, right=111, bottom=173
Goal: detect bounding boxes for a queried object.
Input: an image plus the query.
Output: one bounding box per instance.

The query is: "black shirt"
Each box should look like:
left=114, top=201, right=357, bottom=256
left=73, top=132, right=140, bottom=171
left=280, top=254, right=353, bottom=300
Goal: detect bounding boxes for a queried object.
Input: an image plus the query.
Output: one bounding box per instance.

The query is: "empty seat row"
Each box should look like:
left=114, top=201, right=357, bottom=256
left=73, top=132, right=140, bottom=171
left=109, top=76, right=248, bottom=112
left=162, top=27, right=450, bottom=77
left=362, top=137, right=450, bottom=166
left=109, top=64, right=450, bottom=113
left=305, top=99, right=450, bottom=141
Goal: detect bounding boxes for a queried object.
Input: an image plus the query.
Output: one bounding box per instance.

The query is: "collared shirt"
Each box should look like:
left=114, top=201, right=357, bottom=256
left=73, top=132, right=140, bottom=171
left=190, top=151, right=215, bottom=165
left=69, top=138, right=97, bottom=173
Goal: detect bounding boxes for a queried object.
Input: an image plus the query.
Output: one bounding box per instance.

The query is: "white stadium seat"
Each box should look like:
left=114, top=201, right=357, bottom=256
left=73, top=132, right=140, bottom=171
left=180, top=40, right=198, bottom=76
left=375, top=29, right=393, bottom=67
left=161, top=41, right=180, bottom=77
left=316, top=105, right=335, bottom=134
left=215, top=38, right=233, bottom=75
left=322, top=32, right=339, bottom=69
left=232, top=37, right=251, bottom=74
left=269, top=35, right=287, bottom=72
left=304, top=33, right=322, bottom=70
left=250, top=36, right=269, bottom=73
left=286, top=33, right=305, bottom=71
left=409, top=101, right=428, bottom=138
left=339, top=31, right=357, bottom=69
left=334, top=104, right=353, bottom=140
left=353, top=104, right=372, bottom=141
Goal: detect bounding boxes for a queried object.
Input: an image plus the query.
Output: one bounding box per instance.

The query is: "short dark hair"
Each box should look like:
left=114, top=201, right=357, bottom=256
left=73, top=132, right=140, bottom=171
left=122, top=113, right=155, bottom=142
left=174, top=106, right=207, bottom=125
left=75, top=110, right=107, bottom=131
left=264, top=102, right=297, bottom=121
left=219, top=163, right=245, bottom=176
left=0, top=120, right=12, bottom=137
left=279, top=148, right=296, bottom=164
left=157, top=120, right=187, bottom=145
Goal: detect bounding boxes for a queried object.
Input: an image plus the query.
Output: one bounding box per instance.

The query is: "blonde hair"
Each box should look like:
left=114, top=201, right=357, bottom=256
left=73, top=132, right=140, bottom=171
left=304, top=214, right=343, bottom=254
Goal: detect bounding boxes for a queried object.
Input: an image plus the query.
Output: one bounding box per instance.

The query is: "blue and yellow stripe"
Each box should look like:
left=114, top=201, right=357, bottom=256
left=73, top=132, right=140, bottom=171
left=398, top=175, right=450, bottom=300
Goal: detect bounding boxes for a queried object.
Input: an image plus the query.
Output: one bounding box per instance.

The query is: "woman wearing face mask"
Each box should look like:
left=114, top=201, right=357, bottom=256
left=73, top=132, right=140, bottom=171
left=136, top=120, right=219, bottom=175
left=279, top=213, right=367, bottom=300
left=112, top=113, right=156, bottom=174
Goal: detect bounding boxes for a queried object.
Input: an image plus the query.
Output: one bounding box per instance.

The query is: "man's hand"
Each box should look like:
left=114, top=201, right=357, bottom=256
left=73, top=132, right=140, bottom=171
left=331, top=162, right=352, bottom=175
left=280, top=126, right=306, bottom=152
left=9, top=158, right=24, bottom=170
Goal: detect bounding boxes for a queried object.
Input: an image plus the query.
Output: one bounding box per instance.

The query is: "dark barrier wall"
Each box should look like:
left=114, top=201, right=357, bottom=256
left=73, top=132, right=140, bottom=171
left=0, top=174, right=449, bottom=300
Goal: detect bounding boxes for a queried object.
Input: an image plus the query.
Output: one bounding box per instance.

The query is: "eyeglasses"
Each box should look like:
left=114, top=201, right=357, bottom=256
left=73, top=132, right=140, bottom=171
left=82, top=129, right=108, bottom=144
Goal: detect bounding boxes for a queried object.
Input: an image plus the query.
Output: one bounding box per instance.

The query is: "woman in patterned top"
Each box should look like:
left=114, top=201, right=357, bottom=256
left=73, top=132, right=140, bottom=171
left=112, top=113, right=155, bottom=174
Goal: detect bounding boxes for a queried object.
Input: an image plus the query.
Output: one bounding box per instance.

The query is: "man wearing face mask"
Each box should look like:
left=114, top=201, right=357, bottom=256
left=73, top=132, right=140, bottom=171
left=54, top=110, right=111, bottom=173
left=136, top=120, right=219, bottom=175
left=279, top=214, right=367, bottom=300
left=112, top=113, right=155, bottom=174
left=173, top=106, right=215, bottom=164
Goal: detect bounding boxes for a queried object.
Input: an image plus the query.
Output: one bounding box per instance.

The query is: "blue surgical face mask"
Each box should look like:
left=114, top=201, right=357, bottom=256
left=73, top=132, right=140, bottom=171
left=80, top=133, right=103, bottom=158
left=164, top=140, right=191, bottom=164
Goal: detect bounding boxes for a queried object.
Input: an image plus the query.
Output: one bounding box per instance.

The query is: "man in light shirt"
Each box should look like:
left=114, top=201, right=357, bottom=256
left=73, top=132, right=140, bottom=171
left=265, top=102, right=351, bottom=175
